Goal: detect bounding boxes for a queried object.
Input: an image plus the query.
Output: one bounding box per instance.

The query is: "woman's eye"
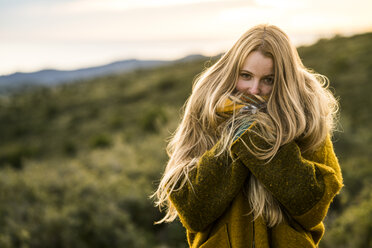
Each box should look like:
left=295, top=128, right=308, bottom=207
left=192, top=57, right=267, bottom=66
left=263, top=77, right=274, bottom=85
left=240, top=73, right=252, bottom=80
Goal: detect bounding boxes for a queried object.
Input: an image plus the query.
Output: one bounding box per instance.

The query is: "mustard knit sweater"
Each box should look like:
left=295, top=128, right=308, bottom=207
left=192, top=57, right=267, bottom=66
left=170, top=125, right=343, bottom=248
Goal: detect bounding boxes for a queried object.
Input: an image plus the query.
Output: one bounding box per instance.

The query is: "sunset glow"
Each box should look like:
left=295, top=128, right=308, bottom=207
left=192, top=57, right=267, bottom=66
left=0, top=0, right=371, bottom=75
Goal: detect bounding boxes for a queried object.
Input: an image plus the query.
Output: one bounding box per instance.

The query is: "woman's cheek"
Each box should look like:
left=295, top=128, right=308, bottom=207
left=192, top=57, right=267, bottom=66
left=264, top=85, right=273, bottom=95
left=236, top=80, right=249, bottom=93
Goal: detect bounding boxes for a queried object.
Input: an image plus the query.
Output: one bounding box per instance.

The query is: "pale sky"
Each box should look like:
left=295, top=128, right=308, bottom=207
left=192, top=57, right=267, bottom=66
left=1, top=0, right=371, bottom=75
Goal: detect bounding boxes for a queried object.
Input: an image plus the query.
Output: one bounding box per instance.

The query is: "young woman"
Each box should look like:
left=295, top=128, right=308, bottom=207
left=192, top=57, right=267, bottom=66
left=153, top=24, right=343, bottom=248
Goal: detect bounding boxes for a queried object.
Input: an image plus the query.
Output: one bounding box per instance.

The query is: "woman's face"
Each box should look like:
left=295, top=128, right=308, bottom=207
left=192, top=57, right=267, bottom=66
left=236, top=51, right=274, bottom=97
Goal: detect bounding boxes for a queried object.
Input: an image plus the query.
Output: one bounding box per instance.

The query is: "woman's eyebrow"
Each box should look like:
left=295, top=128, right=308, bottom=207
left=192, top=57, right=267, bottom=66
left=240, top=70, right=274, bottom=77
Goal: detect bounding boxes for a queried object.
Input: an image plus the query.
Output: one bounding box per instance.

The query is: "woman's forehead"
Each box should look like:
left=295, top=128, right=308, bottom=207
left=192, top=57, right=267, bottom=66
left=240, top=51, right=274, bottom=76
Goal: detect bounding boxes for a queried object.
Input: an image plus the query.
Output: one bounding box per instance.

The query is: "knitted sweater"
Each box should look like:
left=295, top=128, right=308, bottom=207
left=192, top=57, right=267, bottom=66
left=169, top=124, right=343, bottom=248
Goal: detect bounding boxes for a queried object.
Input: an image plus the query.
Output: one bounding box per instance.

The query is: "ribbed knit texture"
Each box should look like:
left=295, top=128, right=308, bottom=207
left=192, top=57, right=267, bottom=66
left=169, top=124, right=343, bottom=248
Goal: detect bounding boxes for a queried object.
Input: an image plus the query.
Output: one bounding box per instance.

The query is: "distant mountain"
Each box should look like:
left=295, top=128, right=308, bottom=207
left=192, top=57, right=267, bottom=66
left=0, top=54, right=206, bottom=93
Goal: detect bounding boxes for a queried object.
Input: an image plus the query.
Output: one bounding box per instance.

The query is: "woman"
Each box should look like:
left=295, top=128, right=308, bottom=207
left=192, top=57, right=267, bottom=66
left=153, top=24, right=343, bottom=248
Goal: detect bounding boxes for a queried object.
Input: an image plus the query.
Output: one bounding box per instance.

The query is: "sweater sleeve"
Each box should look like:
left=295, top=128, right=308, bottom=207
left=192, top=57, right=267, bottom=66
left=230, top=127, right=343, bottom=231
left=169, top=140, right=250, bottom=233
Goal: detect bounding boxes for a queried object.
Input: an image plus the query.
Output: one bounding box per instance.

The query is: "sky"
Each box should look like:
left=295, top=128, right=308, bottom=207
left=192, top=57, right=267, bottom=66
left=0, top=0, right=371, bottom=75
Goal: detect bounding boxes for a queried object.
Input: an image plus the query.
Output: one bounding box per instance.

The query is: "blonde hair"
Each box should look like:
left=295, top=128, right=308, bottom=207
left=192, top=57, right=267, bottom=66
left=152, top=24, right=339, bottom=227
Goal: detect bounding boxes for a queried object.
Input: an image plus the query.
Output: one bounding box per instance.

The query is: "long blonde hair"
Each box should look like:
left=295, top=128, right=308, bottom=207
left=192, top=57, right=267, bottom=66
left=152, top=24, right=339, bottom=227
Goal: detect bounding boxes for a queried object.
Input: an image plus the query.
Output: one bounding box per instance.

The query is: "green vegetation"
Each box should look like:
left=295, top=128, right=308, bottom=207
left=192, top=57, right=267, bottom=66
left=0, top=32, right=371, bottom=247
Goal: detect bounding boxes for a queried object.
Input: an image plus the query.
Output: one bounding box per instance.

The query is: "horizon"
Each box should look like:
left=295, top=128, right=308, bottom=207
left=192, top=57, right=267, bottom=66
left=0, top=31, right=365, bottom=77
left=1, top=0, right=371, bottom=76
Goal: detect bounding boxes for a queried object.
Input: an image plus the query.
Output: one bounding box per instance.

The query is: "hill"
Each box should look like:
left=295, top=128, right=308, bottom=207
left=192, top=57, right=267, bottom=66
left=0, top=33, right=371, bottom=247
left=0, top=54, right=206, bottom=94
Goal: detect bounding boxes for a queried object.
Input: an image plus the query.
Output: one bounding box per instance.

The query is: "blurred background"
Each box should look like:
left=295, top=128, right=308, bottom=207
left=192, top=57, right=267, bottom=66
left=0, top=0, right=371, bottom=247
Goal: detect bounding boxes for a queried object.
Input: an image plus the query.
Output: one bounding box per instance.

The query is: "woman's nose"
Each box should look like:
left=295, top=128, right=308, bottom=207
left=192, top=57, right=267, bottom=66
left=248, top=80, right=260, bottom=95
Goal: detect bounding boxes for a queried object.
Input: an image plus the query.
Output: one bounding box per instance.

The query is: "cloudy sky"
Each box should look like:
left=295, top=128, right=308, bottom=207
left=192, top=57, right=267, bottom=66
left=1, top=0, right=371, bottom=75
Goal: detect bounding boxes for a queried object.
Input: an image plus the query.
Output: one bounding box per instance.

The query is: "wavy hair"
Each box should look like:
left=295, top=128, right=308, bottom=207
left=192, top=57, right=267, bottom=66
left=152, top=24, right=339, bottom=227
